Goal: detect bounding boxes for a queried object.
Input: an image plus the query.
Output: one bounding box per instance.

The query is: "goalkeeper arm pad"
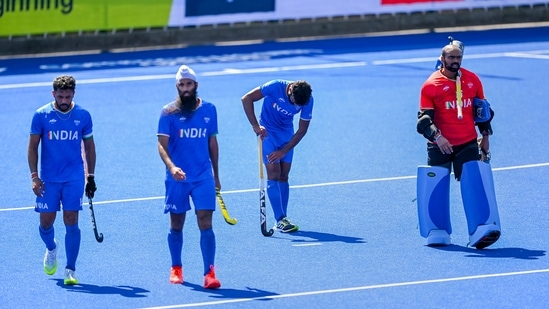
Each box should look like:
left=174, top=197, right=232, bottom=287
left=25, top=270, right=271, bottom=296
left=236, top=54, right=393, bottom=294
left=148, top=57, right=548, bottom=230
left=417, top=109, right=439, bottom=142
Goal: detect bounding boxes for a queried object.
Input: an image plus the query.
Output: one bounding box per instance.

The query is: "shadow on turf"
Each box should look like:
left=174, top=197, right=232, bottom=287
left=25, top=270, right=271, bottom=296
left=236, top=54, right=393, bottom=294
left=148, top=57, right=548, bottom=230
left=183, top=281, right=278, bottom=301
left=430, top=245, right=546, bottom=260
left=286, top=230, right=366, bottom=244
left=54, top=279, right=149, bottom=297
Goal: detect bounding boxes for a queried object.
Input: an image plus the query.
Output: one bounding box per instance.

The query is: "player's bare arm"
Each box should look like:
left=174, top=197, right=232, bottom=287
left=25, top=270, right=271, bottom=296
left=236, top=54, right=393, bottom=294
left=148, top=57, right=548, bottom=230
left=241, top=87, right=267, bottom=137
left=158, top=135, right=186, bottom=181
left=83, top=138, right=96, bottom=175
left=209, top=136, right=221, bottom=189
left=267, top=119, right=310, bottom=163
left=27, top=134, right=44, bottom=196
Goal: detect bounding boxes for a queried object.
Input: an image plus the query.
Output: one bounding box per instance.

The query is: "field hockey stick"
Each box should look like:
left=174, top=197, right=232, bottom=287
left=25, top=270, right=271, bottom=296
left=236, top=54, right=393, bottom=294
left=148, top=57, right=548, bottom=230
left=88, top=197, right=104, bottom=243
left=216, top=189, right=237, bottom=225
left=456, top=72, right=463, bottom=119
left=258, top=136, right=274, bottom=237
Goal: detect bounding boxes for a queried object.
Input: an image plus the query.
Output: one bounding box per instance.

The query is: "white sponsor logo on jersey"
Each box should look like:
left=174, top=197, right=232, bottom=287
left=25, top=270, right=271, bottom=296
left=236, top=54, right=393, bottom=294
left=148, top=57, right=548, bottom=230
left=179, top=128, right=207, bottom=138
left=271, top=102, right=294, bottom=116
left=47, top=130, right=79, bottom=140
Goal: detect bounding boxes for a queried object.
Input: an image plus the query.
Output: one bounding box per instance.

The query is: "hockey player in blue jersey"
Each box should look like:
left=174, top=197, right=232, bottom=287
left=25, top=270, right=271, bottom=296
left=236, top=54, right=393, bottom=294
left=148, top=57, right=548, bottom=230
left=157, top=65, right=222, bottom=289
left=241, top=79, right=313, bottom=233
left=28, top=75, right=97, bottom=285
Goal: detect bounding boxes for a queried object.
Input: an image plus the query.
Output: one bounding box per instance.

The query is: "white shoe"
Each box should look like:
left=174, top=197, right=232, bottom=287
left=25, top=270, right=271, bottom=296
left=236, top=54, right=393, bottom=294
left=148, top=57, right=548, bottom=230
left=427, top=230, right=451, bottom=246
left=64, top=268, right=78, bottom=285
left=43, top=239, right=58, bottom=275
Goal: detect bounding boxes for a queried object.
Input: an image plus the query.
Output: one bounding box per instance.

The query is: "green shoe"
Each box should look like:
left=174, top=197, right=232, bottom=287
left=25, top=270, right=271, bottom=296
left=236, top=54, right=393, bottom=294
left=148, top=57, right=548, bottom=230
left=43, top=240, right=58, bottom=275
left=64, top=269, right=78, bottom=285
left=276, top=217, right=299, bottom=233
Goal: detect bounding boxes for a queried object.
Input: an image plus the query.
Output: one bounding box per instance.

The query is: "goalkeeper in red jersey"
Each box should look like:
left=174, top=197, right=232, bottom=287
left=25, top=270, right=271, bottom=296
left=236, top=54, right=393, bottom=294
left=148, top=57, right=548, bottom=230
left=416, top=37, right=500, bottom=249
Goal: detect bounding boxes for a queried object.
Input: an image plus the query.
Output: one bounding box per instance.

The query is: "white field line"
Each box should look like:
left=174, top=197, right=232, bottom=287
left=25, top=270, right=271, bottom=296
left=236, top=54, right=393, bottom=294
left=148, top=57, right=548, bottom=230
left=3, top=162, right=548, bottom=212
left=0, top=62, right=365, bottom=89
left=139, top=268, right=549, bottom=308
left=2, top=49, right=549, bottom=90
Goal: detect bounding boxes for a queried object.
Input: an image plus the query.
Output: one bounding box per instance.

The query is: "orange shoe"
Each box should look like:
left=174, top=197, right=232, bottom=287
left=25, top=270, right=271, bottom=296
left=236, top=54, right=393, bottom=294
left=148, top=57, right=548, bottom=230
left=170, top=266, right=183, bottom=284
left=203, top=265, right=221, bottom=289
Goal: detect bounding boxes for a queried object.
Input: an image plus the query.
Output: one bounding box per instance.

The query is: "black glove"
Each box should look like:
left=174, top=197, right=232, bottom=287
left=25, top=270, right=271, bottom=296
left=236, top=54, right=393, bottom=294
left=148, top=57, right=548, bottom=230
left=85, top=176, right=97, bottom=198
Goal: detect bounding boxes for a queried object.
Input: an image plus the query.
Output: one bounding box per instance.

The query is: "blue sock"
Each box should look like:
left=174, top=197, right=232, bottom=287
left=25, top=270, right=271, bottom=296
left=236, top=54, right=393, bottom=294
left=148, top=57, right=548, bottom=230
left=279, top=181, right=290, bottom=217
left=200, top=228, right=215, bottom=276
left=39, top=225, right=56, bottom=250
left=168, top=229, right=183, bottom=267
left=65, top=223, right=81, bottom=271
left=267, top=180, right=284, bottom=221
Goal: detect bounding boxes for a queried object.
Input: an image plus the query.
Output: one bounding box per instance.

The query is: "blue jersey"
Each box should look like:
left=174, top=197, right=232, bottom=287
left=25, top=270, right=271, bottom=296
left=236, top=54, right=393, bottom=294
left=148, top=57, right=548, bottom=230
left=30, top=102, right=93, bottom=182
left=157, top=100, right=218, bottom=182
left=259, top=79, right=314, bottom=133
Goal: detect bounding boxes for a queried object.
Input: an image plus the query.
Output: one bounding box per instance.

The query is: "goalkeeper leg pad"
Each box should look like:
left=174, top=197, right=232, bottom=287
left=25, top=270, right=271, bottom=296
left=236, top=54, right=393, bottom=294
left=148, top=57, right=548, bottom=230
left=460, top=161, right=501, bottom=249
left=417, top=166, right=451, bottom=245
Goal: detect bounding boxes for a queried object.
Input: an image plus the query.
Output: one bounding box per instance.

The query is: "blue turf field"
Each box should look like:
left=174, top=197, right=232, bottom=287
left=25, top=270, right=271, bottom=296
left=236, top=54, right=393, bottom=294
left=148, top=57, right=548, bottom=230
left=1, top=27, right=549, bottom=308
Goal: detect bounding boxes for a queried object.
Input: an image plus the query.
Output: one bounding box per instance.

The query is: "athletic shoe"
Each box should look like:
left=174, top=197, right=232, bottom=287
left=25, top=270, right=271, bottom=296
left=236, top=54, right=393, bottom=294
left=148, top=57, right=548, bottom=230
left=203, top=265, right=221, bottom=289
left=473, top=230, right=500, bottom=249
left=170, top=266, right=183, bottom=284
left=426, top=229, right=451, bottom=246
left=43, top=239, right=58, bottom=275
left=470, top=225, right=501, bottom=249
left=275, top=217, right=299, bottom=233
left=64, top=268, right=78, bottom=285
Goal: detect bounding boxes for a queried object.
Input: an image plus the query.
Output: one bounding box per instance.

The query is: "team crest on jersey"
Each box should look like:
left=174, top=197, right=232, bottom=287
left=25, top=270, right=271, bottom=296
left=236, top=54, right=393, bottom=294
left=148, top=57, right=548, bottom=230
left=467, top=82, right=474, bottom=89
left=74, top=120, right=81, bottom=126
left=204, top=117, right=210, bottom=123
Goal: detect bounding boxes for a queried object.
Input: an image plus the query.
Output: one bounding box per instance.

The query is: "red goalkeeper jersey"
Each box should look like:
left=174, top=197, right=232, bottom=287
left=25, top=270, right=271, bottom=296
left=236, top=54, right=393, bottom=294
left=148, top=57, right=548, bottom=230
left=420, top=67, right=485, bottom=146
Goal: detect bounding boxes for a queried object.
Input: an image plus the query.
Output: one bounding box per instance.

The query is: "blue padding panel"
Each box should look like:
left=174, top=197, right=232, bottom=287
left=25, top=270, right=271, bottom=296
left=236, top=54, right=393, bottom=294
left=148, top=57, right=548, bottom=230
left=460, top=161, right=499, bottom=235
left=417, top=166, right=451, bottom=237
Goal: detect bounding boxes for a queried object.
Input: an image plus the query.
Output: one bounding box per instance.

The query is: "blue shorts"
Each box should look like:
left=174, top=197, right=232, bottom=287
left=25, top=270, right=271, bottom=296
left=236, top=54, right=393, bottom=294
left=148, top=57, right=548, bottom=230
left=34, top=179, right=84, bottom=213
left=163, top=178, right=216, bottom=214
left=263, top=129, right=294, bottom=164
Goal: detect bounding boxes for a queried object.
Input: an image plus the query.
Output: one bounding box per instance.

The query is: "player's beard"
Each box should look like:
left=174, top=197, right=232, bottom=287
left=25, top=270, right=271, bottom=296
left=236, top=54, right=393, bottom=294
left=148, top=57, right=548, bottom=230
left=55, top=101, right=72, bottom=112
left=178, top=89, right=198, bottom=115
left=444, top=60, right=460, bottom=73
